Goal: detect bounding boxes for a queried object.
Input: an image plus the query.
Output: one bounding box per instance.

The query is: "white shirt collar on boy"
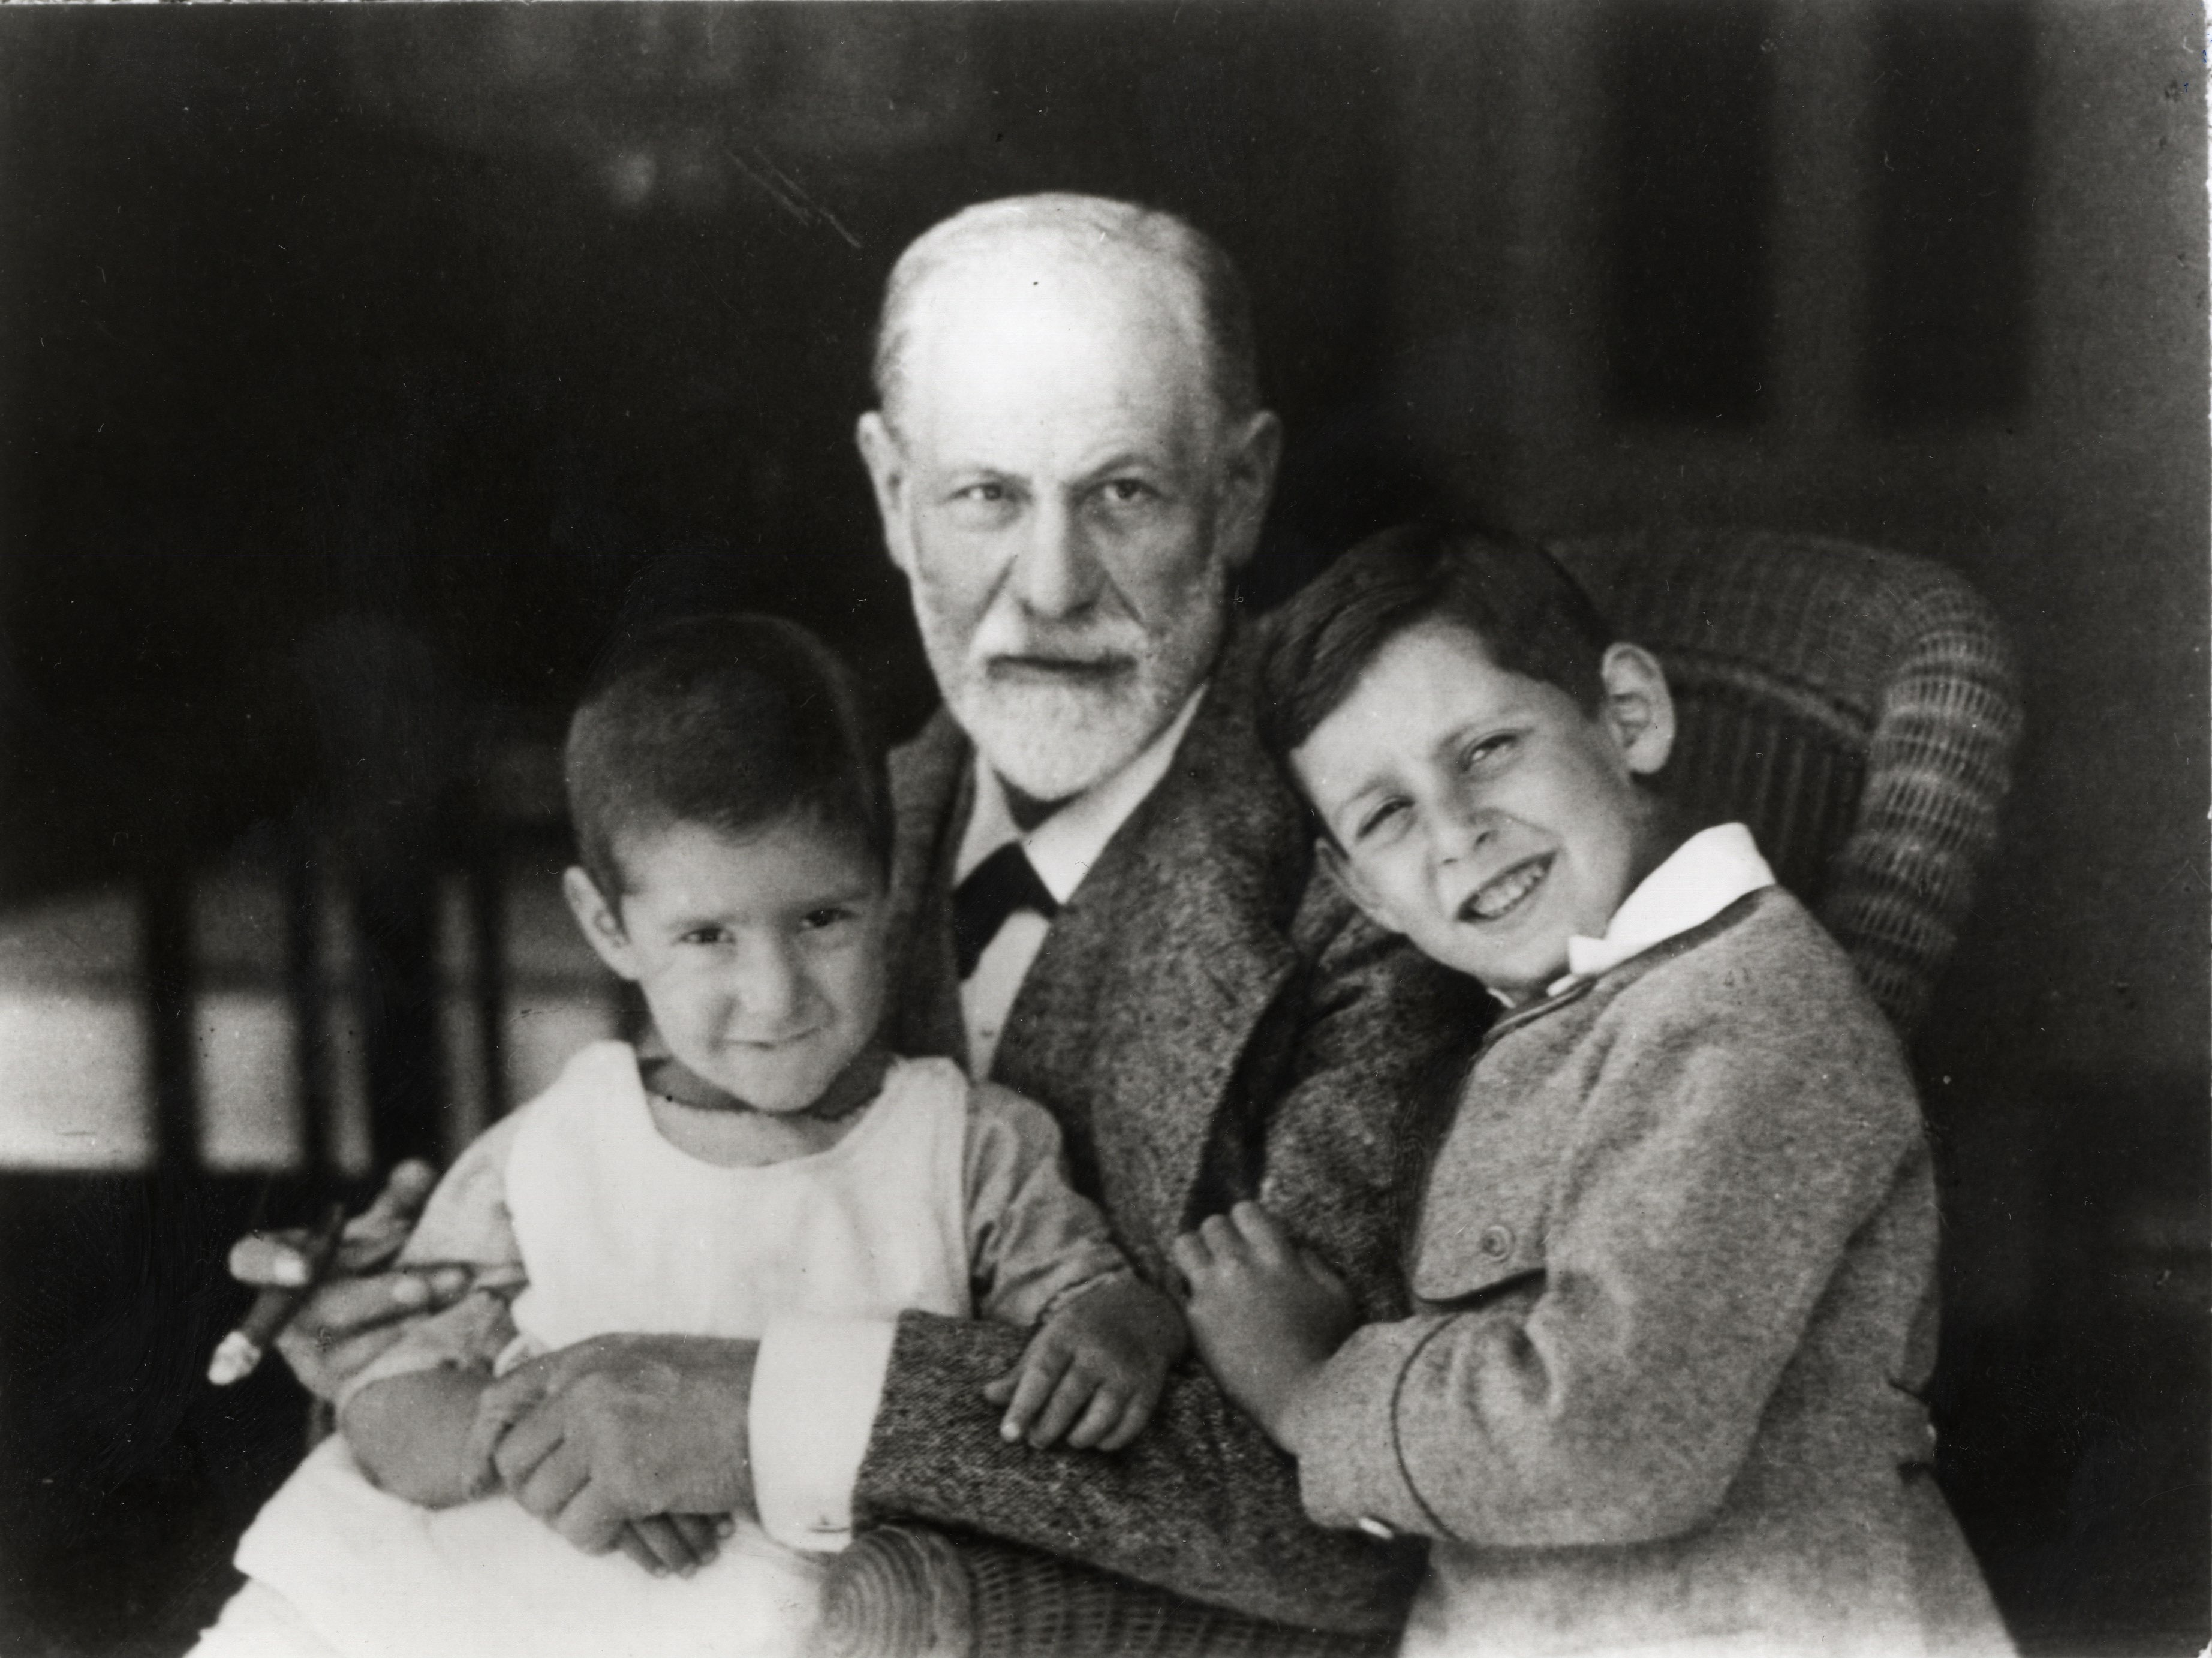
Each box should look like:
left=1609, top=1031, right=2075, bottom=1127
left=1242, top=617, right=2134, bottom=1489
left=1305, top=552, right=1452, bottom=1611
left=952, top=687, right=1208, bottom=1076
left=1546, top=822, right=1776, bottom=997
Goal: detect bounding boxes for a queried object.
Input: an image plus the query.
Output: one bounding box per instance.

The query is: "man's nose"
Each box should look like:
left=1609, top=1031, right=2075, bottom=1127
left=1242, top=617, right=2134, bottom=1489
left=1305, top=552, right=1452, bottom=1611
left=1010, top=497, right=1106, bottom=620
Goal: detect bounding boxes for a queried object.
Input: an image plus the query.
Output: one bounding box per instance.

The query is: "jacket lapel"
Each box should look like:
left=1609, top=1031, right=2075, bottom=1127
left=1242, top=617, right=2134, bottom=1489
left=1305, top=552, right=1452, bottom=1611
left=992, top=635, right=1308, bottom=1265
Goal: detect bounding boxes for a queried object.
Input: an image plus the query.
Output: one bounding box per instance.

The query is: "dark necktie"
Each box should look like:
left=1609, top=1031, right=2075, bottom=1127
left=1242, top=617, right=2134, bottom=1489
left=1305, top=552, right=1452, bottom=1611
left=952, top=842, right=1060, bottom=979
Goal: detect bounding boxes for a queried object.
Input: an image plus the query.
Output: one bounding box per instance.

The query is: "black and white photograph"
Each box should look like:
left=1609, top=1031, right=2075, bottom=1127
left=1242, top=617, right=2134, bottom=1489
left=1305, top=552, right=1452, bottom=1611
left=0, top=4, right=2204, bottom=1656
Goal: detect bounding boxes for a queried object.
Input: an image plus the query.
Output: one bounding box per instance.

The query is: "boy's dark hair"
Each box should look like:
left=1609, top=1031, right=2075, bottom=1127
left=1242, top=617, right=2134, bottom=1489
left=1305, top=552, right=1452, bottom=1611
left=1257, top=523, right=1615, bottom=773
left=565, top=612, right=892, bottom=901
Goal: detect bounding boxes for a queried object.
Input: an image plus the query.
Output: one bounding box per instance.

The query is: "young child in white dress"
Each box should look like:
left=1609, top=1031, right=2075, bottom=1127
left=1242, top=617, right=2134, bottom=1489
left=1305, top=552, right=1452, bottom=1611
left=195, top=613, right=1186, bottom=1658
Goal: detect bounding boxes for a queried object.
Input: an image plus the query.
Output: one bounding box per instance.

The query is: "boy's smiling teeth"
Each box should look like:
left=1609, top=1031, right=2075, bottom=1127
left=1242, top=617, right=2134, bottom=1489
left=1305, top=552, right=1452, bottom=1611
left=1462, top=855, right=1551, bottom=922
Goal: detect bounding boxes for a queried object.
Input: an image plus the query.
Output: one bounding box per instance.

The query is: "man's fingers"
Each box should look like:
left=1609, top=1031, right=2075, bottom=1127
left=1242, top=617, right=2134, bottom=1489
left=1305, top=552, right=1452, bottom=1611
left=490, top=1401, right=570, bottom=1498
left=669, top=1513, right=723, bottom=1567
left=614, top=1526, right=665, bottom=1578
left=227, top=1230, right=317, bottom=1289
left=979, top=1361, right=1024, bottom=1406
left=1169, top=1231, right=1211, bottom=1281
left=511, top=1439, right=589, bottom=1524
left=998, top=1346, right=1070, bottom=1441
left=621, top=1517, right=703, bottom=1578
left=550, top=1483, right=628, bottom=1558
left=360, top=1160, right=441, bottom=1227
left=1063, top=1387, right=1125, bottom=1450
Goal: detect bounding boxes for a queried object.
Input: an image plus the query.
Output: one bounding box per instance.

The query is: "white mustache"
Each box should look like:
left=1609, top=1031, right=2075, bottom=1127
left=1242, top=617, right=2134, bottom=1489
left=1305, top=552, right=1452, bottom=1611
left=966, top=607, right=1151, bottom=673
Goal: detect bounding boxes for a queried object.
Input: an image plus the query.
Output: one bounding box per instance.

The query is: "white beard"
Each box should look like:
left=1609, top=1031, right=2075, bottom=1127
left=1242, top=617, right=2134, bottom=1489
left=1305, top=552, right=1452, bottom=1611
left=920, top=588, right=1229, bottom=804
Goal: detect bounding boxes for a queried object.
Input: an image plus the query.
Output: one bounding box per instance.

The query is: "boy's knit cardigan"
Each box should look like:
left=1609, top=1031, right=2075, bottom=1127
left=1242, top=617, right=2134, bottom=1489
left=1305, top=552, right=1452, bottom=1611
left=1283, top=887, right=2012, bottom=1657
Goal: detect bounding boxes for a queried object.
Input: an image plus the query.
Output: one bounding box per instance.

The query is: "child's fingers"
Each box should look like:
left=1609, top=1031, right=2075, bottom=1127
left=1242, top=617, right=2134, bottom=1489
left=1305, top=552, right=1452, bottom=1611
left=1169, top=1231, right=1212, bottom=1287
left=621, top=1517, right=701, bottom=1578
left=1228, top=1201, right=1294, bottom=1265
left=1197, top=1213, right=1247, bottom=1260
left=1025, top=1369, right=1101, bottom=1448
left=1099, top=1387, right=1157, bottom=1452
left=1063, top=1386, right=1127, bottom=1450
left=997, top=1346, right=1072, bottom=1441
left=1296, top=1245, right=1351, bottom=1296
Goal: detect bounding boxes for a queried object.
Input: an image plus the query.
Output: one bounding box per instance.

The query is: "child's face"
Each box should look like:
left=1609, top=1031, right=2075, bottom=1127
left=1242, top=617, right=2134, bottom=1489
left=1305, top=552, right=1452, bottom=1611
left=1292, top=621, right=1674, bottom=1003
left=564, top=816, right=889, bottom=1113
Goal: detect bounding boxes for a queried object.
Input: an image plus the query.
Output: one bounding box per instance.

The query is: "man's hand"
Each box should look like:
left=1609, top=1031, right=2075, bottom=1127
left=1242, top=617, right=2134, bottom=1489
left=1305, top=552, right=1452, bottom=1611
left=981, top=1277, right=1188, bottom=1451
left=225, top=1161, right=475, bottom=1400
left=1172, top=1202, right=1361, bottom=1449
left=465, top=1334, right=760, bottom=1559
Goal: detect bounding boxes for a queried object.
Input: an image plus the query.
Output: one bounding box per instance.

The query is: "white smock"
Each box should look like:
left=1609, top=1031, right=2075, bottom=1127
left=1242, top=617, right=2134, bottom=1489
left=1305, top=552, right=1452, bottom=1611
left=211, top=1046, right=976, bottom=1658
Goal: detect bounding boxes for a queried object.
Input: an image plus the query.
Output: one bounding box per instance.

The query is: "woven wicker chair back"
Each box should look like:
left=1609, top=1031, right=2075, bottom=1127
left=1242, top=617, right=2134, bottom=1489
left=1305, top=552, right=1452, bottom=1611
left=1553, top=530, right=2021, bottom=1036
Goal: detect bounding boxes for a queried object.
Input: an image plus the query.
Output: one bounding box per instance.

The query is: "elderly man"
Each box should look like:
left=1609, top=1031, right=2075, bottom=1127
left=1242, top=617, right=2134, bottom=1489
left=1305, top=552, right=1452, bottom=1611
left=231, top=194, right=1479, bottom=1638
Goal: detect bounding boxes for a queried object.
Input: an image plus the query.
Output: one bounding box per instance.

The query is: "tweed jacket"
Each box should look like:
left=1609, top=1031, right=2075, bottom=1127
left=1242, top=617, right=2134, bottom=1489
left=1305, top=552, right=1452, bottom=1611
left=1283, top=888, right=2012, bottom=1657
left=851, top=629, right=1486, bottom=1633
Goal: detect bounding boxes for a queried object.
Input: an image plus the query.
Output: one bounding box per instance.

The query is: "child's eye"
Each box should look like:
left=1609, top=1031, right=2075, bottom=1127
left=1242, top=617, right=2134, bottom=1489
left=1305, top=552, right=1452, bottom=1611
left=679, top=926, right=733, bottom=947
left=1461, top=733, right=1518, bottom=771
left=798, top=907, right=851, bottom=932
left=1355, top=798, right=1409, bottom=842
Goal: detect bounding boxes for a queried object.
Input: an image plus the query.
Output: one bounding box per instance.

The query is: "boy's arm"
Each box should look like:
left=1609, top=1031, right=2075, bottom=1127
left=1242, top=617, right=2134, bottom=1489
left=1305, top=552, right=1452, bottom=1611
left=343, top=1366, right=498, bottom=1508
left=1283, top=992, right=1924, bottom=1550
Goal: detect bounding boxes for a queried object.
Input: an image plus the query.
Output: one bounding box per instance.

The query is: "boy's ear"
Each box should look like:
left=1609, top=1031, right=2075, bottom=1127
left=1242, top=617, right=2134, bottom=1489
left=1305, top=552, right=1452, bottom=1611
left=1598, top=643, right=1676, bottom=777
left=562, top=866, right=642, bottom=982
left=1315, top=835, right=1403, bottom=940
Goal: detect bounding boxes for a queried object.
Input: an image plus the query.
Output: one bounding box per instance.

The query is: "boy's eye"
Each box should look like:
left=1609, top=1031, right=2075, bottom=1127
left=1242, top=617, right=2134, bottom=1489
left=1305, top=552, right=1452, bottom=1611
left=1355, top=798, right=1409, bottom=842
left=799, top=907, right=851, bottom=932
left=679, top=926, right=733, bottom=947
left=1461, top=733, right=1518, bottom=770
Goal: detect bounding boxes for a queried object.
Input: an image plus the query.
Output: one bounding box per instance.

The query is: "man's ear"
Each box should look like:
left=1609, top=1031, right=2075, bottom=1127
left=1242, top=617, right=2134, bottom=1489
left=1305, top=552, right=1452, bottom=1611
left=562, top=866, right=642, bottom=982
left=855, top=412, right=918, bottom=579
left=1315, top=835, right=1402, bottom=938
left=1598, top=643, right=1677, bottom=777
left=1212, top=410, right=1283, bottom=572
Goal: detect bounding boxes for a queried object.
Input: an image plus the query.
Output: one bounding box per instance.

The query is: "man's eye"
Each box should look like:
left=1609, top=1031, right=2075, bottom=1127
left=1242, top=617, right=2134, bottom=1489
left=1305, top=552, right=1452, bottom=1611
left=1099, top=478, right=1154, bottom=505
left=955, top=482, right=1009, bottom=504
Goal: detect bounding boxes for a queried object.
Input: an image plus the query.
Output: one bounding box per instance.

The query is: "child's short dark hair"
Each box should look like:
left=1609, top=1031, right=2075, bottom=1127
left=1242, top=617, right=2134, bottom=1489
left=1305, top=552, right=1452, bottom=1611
left=1257, top=523, right=1615, bottom=771
left=565, top=613, right=892, bottom=900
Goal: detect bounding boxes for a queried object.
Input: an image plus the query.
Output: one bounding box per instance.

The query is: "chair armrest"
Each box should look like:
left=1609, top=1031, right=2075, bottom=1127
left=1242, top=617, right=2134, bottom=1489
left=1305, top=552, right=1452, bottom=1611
left=815, top=1525, right=1399, bottom=1658
left=817, top=1524, right=974, bottom=1658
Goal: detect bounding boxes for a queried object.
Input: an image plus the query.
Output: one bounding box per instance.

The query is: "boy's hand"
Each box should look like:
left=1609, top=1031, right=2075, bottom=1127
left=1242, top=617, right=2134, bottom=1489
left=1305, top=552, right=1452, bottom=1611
left=1172, top=1201, right=1360, bottom=1449
left=982, top=1277, right=1188, bottom=1451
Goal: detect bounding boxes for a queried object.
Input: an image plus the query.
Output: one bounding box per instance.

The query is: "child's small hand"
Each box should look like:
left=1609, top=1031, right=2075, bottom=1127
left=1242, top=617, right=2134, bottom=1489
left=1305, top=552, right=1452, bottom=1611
left=982, top=1277, right=1188, bottom=1451
left=1172, top=1201, right=1360, bottom=1448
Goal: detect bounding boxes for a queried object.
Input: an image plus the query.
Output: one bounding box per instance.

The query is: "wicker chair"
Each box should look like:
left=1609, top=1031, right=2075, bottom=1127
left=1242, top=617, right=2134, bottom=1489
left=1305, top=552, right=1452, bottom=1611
left=811, top=529, right=2023, bottom=1658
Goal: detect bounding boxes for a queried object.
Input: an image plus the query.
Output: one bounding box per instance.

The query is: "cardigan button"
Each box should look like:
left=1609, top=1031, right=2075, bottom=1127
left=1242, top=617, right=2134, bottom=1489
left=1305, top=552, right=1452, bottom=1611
left=1357, top=1516, right=1398, bottom=1541
left=1478, top=1224, right=1514, bottom=1259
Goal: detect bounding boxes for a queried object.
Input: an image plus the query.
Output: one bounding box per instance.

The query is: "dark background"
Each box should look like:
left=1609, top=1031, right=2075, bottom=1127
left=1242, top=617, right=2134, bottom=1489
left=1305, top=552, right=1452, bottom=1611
left=0, top=4, right=2204, bottom=1654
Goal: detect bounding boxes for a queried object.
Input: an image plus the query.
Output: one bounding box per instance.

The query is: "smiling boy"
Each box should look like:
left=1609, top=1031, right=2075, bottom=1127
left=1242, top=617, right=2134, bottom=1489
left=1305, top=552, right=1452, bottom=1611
left=1176, top=526, right=2009, bottom=1656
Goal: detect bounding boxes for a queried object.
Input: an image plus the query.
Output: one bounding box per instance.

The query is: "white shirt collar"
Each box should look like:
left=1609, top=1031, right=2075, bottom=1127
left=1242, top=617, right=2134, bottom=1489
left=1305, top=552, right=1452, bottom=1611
left=1542, top=822, right=1776, bottom=997
left=955, top=688, right=1208, bottom=905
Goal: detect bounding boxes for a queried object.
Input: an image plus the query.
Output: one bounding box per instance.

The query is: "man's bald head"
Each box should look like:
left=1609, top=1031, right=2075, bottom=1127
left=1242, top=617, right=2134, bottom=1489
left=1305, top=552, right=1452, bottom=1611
left=869, top=193, right=1260, bottom=438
